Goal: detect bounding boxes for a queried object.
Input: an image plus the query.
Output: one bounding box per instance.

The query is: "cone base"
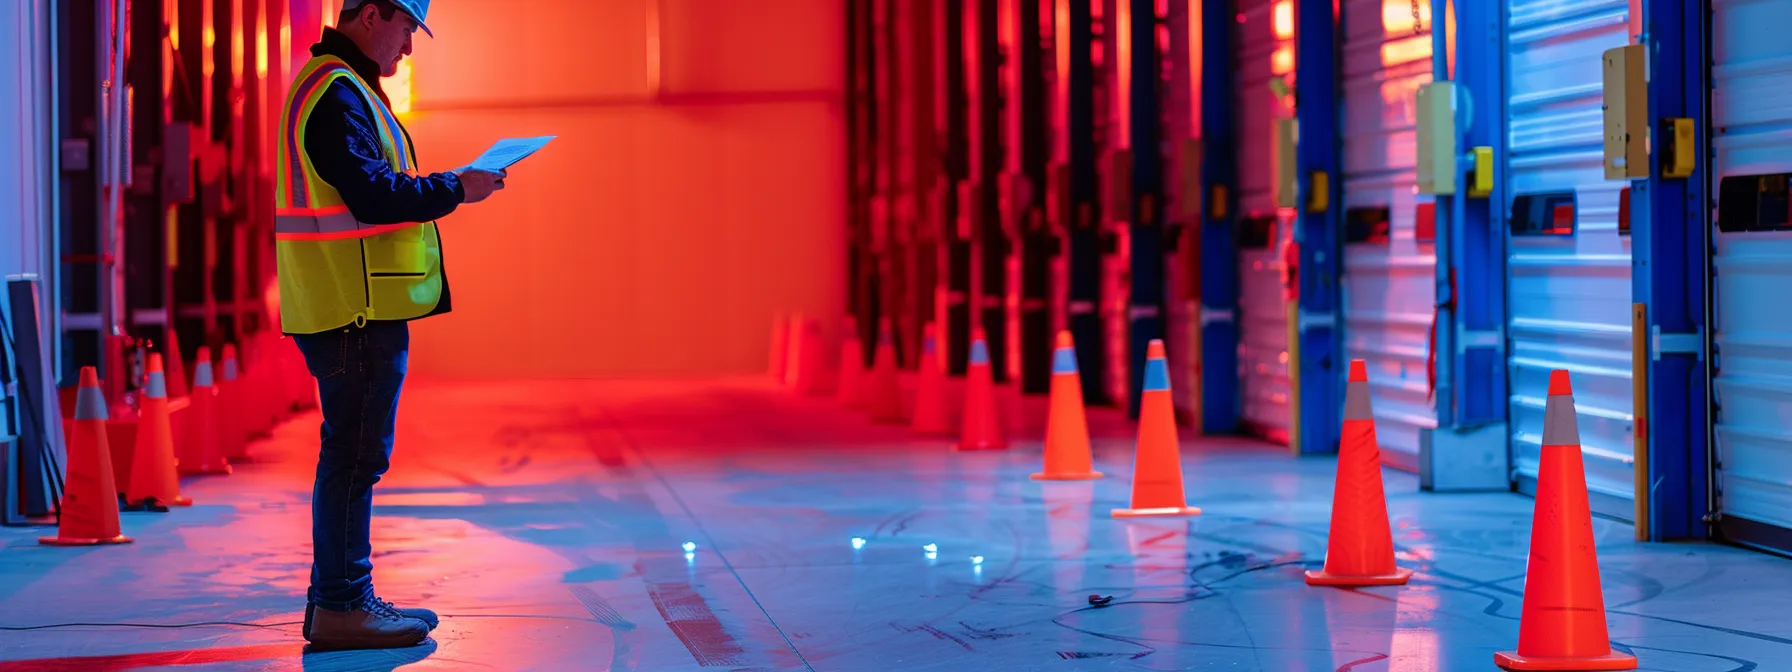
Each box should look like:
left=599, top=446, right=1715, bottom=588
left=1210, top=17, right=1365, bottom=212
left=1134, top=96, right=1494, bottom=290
left=127, top=495, right=193, bottom=508
left=953, top=441, right=1009, bottom=451
left=1030, top=471, right=1104, bottom=481
left=1110, top=506, right=1202, bottom=518
left=912, top=421, right=952, bottom=434
left=1304, top=567, right=1412, bottom=586
left=181, top=463, right=232, bottom=476
left=39, top=534, right=133, bottom=546
left=1494, top=650, right=1637, bottom=671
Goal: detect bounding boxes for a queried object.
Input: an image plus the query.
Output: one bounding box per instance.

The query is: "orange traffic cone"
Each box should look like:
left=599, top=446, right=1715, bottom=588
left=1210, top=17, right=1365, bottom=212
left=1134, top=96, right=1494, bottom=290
left=836, top=317, right=866, bottom=408
left=1495, top=370, right=1637, bottom=671
left=163, top=329, right=190, bottom=399
left=40, top=367, right=132, bottom=546
left=219, top=344, right=247, bottom=461
left=782, top=314, right=805, bottom=388
left=954, top=329, right=1008, bottom=451
left=867, top=318, right=904, bottom=423
left=179, top=347, right=232, bottom=475
left=769, top=312, right=790, bottom=382
left=125, top=354, right=192, bottom=510
left=788, top=316, right=829, bottom=396
left=1033, top=331, right=1101, bottom=480
left=1306, top=360, right=1411, bottom=586
left=911, top=323, right=951, bottom=434
left=1112, top=340, right=1200, bottom=517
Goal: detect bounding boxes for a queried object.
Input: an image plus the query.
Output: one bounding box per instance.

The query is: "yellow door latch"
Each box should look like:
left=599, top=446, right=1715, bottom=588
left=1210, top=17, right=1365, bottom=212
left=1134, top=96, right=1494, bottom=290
left=1470, top=147, right=1493, bottom=198
left=1661, top=118, right=1695, bottom=179
left=1307, top=171, right=1329, bottom=214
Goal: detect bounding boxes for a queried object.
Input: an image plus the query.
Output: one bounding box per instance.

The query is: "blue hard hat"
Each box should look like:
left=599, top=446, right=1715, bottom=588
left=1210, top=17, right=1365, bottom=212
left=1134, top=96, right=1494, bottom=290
left=342, top=0, right=433, bottom=38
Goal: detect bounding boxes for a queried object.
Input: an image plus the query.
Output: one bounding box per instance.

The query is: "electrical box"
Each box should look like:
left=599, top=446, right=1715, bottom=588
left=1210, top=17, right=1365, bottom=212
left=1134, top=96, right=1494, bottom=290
left=1275, top=118, right=1298, bottom=209
left=1105, top=149, right=1133, bottom=222
left=1415, top=81, right=1458, bottom=195
left=1602, top=44, right=1648, bottom=180
left=1177, top=138, right=1203, bottom=220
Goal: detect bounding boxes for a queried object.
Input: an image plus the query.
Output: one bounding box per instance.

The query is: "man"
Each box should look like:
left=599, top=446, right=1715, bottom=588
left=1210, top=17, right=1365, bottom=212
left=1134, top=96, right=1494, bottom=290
left=274, top=0, right=506, bottom=651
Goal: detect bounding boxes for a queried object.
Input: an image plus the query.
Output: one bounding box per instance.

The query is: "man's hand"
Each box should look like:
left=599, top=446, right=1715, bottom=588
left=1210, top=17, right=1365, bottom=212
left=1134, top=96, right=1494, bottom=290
left=455, top=168, right=507, bottom=204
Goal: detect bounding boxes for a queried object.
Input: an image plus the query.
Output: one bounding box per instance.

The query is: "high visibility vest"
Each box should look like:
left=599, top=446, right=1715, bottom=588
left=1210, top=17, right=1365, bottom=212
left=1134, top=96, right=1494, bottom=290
left=274, top=54, right=444, bottom=335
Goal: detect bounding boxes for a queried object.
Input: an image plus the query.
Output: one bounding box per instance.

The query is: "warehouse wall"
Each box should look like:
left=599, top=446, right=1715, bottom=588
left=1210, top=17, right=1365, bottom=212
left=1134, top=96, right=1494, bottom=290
left=0, top=0, right=59, bottom=360
left=396, top=0, right=847, bottom=378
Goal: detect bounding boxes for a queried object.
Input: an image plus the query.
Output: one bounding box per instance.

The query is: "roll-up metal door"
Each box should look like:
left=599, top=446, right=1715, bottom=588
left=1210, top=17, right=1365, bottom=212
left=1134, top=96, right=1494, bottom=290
left=1504, top=0, right=1635, bottom=517
left=1235, top=0, right=1296, bottom=444
left=1340, top=0, right=1436, bottom=471
left=1711, top=0, right=1792, bottom=552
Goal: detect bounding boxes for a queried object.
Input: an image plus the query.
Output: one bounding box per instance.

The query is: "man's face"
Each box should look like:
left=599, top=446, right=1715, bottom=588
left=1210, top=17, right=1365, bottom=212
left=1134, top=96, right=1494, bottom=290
left=358, top=6, right=418, bottom=77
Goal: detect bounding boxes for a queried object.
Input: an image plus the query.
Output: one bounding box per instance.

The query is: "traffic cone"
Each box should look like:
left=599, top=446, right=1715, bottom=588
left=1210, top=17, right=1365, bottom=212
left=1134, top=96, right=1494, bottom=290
left=1032, top=331, right=1101, bottom=480
left=1305, top=360, right=1411, bottom=586
left=163, top=329, right=190, bottom=399
left=1111, top=340, right=1200, bottom=517
left=788, top=316, right=829, bottom=396
left=782, top=313, right=805, bottom=388
left=179, top=347, right=232, bottom=475
left=769, top=312, right=790, bottom=382
left=125, top=354, right=192, bottom=510
left=867, top=318, right=904, bottom=423
left=954, top=329, right=1007, bottom=451
left=40, top=367, right=132, bottom=546
left=836, top=317, right=866, bottom=408
left=219, top=344, right=247, bottom=461
left=911, top=323, right=951, bottom=434
left=1495, top=370, right=1637, bottom=671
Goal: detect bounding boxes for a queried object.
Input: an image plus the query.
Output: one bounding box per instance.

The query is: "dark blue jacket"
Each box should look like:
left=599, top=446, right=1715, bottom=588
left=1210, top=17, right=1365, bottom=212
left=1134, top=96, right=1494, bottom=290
left=301, top=28, right=457, bottom=318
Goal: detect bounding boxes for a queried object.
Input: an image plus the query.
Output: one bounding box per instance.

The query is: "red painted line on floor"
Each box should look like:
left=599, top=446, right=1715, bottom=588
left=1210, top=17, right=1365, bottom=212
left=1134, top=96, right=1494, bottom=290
left=1336, top=653, right=1391, bottom=671
left=0, top=644, right=295, bottom=672
left=645, top=580, right=749, bottom=667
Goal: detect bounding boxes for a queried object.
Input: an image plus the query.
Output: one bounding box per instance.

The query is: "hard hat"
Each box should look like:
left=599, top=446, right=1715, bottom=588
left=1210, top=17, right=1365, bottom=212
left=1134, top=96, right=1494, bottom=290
left=341, top=0, right=434, bottom=38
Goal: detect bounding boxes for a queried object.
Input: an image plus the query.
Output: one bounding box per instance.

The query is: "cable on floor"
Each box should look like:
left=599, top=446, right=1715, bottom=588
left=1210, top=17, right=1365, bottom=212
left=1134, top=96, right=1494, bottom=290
left=0, top=613, right=595, bottom=631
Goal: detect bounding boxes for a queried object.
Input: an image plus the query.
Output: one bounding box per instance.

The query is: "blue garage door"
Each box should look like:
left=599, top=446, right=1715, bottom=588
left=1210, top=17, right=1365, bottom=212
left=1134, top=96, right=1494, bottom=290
left=1340, top=0, right=1436, bottom=471
left=1504, top=0, right=1635, bottom=517
left=1235, top=0, right=1296, bottom=444
left=1711, top=0, right=1792, bottom=551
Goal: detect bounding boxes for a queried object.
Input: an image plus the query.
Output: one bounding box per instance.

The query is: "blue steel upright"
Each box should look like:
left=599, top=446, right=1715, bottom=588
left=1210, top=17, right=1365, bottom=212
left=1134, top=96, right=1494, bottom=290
left=1126, top=0, right=1165, bottom=419
left=1293, top=0, right=1342, bottom=455
left=1636, top=0, right=1710, bottom=541
left=1417, top=0, right=1510, bottom=493
left=1198, top=0, right=1240, bottom=434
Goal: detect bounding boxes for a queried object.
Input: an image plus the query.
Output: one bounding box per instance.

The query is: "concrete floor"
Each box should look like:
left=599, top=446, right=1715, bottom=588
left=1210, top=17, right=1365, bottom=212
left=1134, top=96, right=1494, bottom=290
left=1, top=377, right=1789, bottom=671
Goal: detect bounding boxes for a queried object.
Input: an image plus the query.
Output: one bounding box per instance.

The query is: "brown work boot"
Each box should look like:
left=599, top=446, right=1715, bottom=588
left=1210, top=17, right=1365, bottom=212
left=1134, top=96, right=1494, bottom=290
left=304, top=598, right=430, bottom=651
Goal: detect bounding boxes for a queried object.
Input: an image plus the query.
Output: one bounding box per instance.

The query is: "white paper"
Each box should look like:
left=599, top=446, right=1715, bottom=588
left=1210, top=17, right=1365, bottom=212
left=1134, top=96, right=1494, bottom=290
left=466, top=136, right=555, bottom=173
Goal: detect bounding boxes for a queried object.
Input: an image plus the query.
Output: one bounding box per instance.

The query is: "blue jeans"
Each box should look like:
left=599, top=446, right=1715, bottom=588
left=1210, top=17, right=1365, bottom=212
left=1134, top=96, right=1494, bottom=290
left=292, top=320, right=409, bottom=611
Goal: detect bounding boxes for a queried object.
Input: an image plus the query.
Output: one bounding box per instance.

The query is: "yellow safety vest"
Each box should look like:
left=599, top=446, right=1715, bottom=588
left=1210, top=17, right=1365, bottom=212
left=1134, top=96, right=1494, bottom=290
left=274, top=54, right=444, bottom=335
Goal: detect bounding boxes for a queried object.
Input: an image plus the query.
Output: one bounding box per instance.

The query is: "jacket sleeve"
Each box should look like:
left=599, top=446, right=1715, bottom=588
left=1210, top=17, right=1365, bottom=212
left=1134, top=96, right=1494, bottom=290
left=302, top=80, right=465, bottom=226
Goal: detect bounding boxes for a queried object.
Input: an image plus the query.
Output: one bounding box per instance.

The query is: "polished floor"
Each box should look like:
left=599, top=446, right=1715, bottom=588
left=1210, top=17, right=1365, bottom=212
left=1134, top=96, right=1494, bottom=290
left=1, top=376, right=1789, bottom=671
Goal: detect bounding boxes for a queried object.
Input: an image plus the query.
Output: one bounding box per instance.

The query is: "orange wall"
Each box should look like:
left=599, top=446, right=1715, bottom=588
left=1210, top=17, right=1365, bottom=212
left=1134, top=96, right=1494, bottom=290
left=397, top=0, right=845, bottom=378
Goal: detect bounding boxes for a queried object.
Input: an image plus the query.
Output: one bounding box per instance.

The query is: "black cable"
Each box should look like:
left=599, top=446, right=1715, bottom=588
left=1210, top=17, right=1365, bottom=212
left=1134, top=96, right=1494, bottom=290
left=0, top=613, right=596, bottom=631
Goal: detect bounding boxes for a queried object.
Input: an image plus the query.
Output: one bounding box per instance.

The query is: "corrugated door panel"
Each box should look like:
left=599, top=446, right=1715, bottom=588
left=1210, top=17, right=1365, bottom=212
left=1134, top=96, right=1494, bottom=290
left=1504, top=0, right=1634, bottom=512
left=1341, top=0, right=1435, bottom=471
left=1712, top=0, right=1792, bottom=538
left=1235, top=0, right=1295, bottom=443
